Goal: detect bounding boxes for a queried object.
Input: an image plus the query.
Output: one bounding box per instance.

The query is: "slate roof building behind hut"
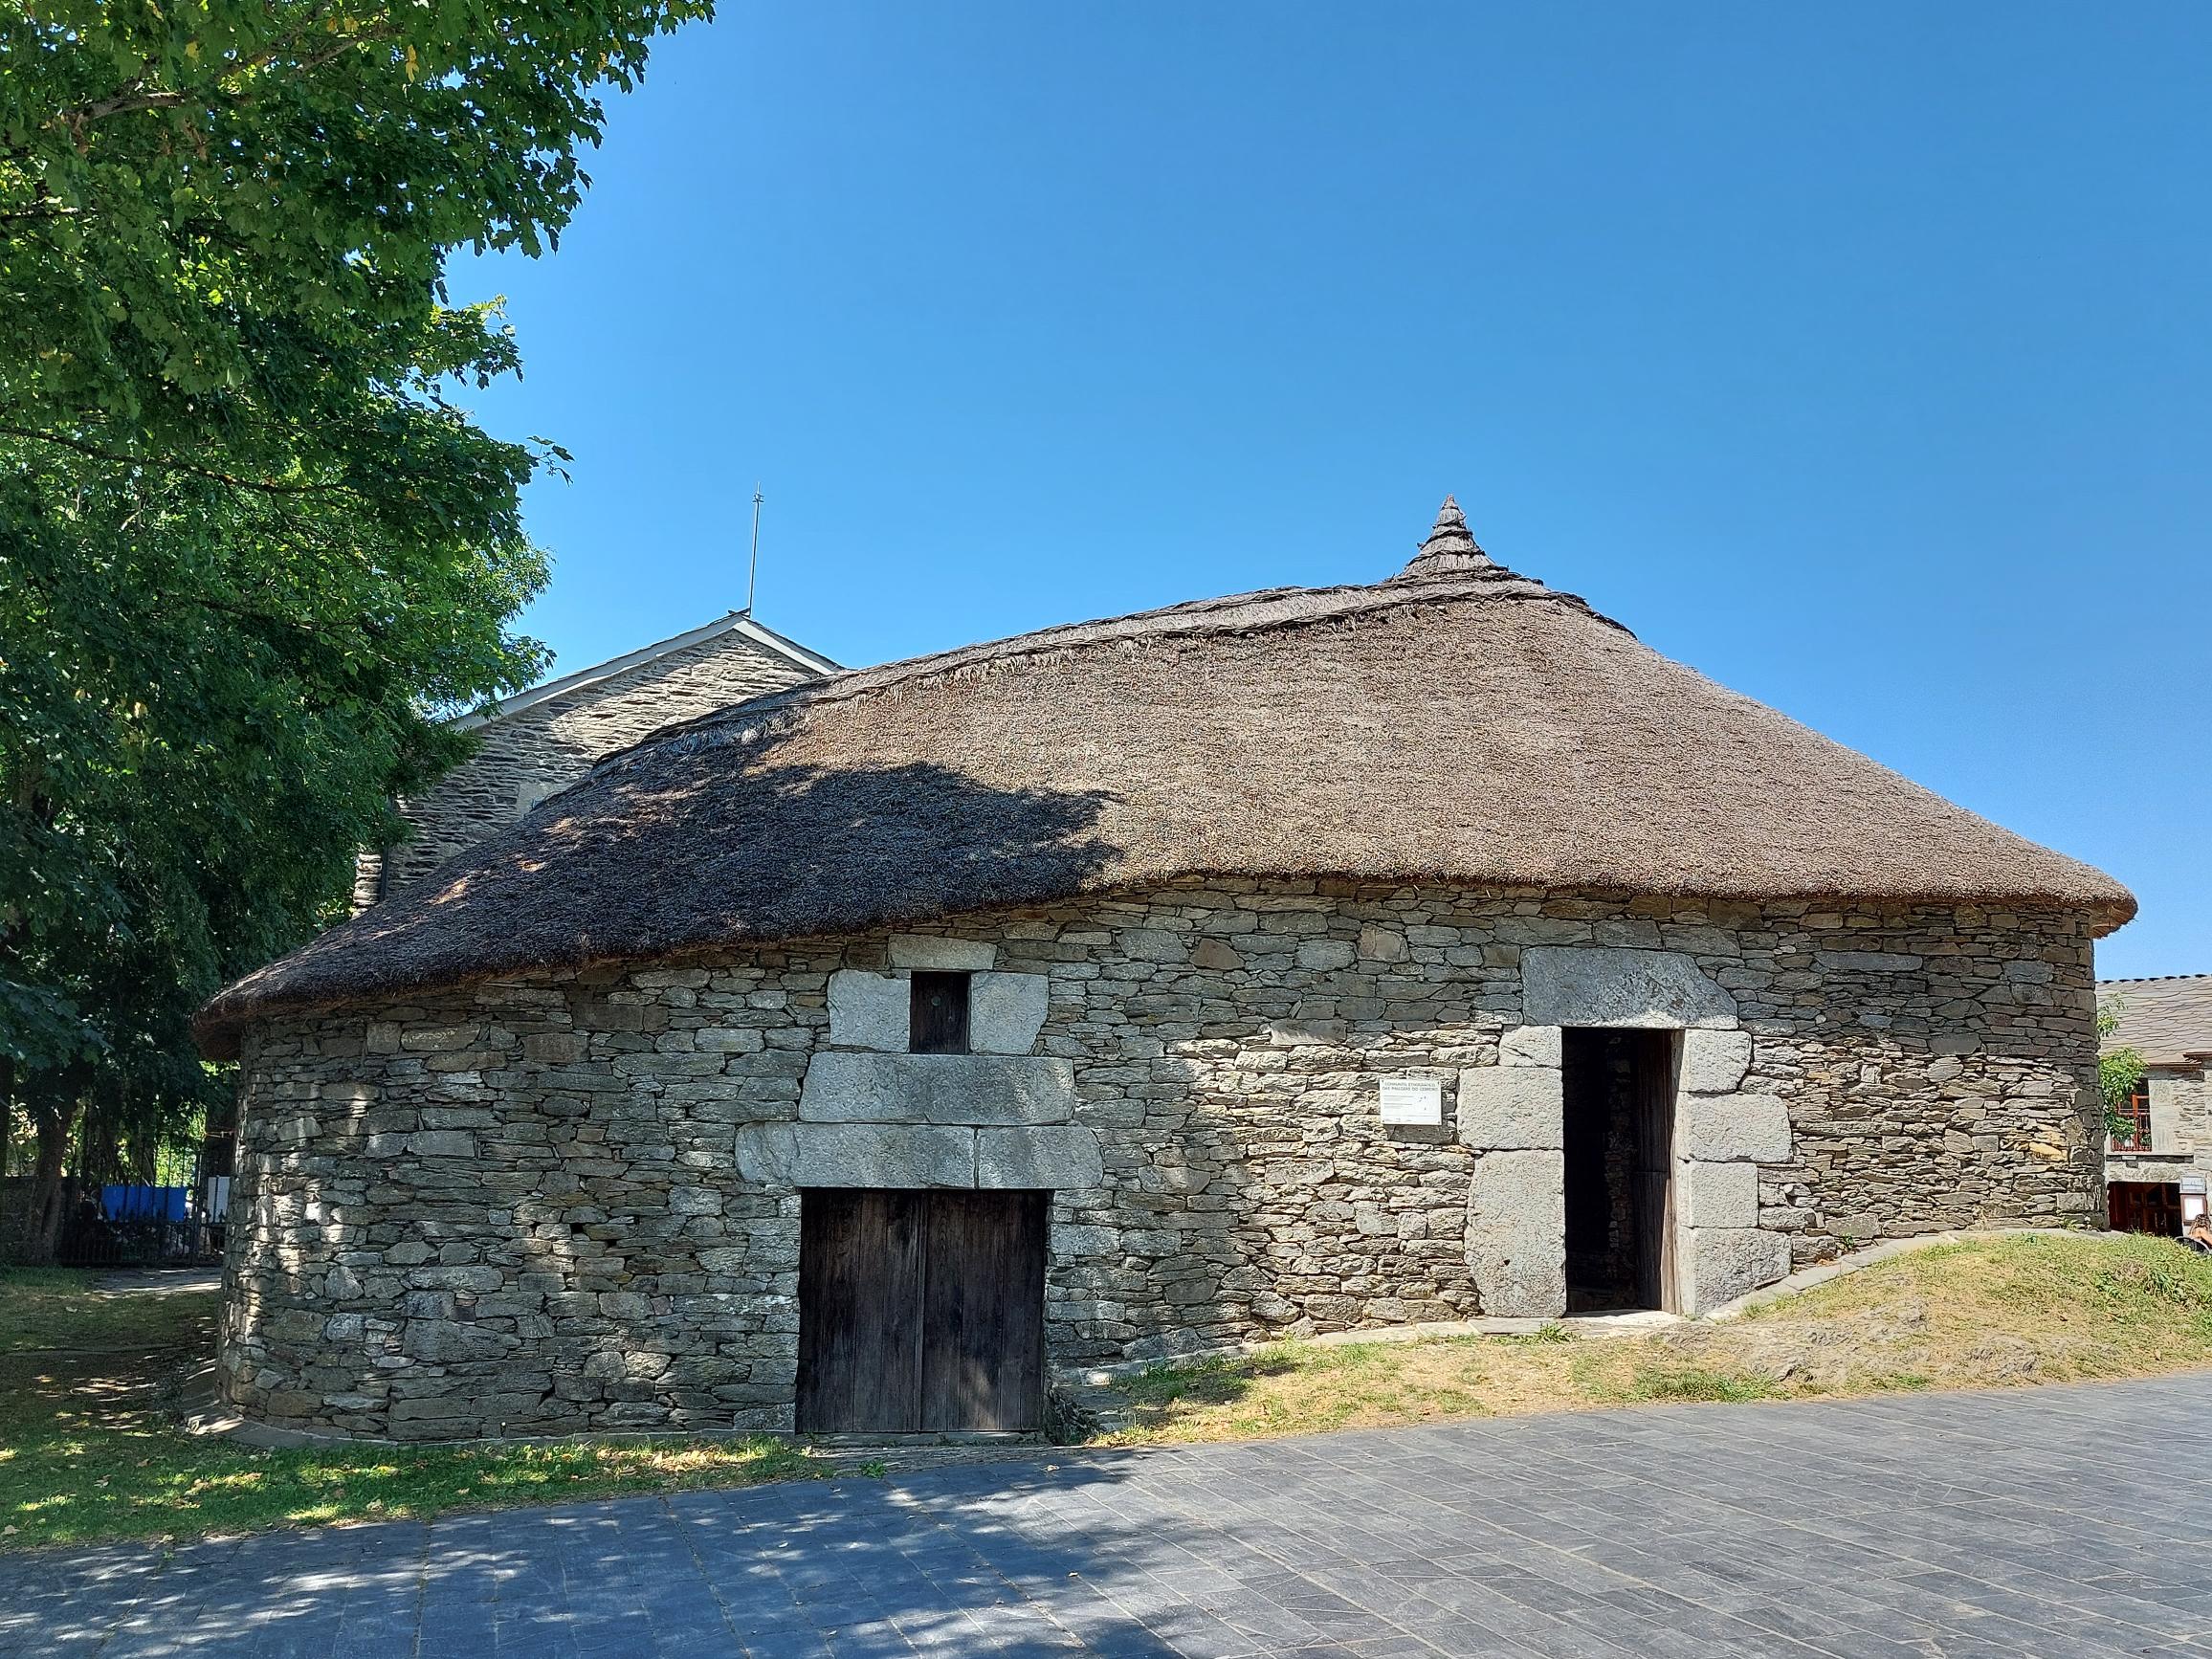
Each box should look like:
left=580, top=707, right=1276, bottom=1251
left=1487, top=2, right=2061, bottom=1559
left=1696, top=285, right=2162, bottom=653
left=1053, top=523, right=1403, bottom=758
left=352, top=608, right=839, bottom=908
left=203, top=500, right=2132, bottom=1444
left=2100, top=973, right=2212, bottom=1234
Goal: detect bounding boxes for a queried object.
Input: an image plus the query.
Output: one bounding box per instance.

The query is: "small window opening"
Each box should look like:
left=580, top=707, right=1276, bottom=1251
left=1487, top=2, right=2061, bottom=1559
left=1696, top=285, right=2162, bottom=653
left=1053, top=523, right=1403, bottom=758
left=910, top=971, right=971, bottom=1054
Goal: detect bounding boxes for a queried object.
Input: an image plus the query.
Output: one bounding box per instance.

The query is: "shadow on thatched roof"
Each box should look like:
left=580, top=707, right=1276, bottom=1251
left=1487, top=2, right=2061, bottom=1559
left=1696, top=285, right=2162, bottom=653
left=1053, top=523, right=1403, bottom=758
left=195, top=500, right=2134, bottom=1055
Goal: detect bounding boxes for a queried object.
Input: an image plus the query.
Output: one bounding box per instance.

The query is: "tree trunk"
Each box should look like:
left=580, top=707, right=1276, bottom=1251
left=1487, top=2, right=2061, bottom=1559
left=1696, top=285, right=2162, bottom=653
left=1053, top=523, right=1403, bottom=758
left=78, top=1092, right=119, bottom=1189
left=23, top=1074, right=83, bottom=1267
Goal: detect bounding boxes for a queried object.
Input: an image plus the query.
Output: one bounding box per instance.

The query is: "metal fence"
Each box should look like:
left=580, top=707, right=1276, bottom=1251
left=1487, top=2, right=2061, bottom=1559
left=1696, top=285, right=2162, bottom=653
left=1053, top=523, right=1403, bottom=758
left=0, top=1175, right=227, bottom=1269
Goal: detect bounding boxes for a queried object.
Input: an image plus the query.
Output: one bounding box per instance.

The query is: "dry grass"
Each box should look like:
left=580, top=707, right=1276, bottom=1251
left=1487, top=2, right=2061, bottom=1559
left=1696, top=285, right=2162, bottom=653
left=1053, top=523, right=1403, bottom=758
left=1091, top=1232, right=2212, bottom=1446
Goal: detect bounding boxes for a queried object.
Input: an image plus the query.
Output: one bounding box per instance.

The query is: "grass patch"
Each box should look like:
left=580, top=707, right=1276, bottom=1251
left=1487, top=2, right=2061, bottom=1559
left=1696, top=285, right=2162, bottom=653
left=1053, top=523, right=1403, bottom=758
left=1623, top=1362, right=1778, bottom=1405
left=0, top=1268, right=825, bottom=1553
left=0, top=1267, right=197, bottom=1355
left=1089, top=1232, right=2212, bottom=1448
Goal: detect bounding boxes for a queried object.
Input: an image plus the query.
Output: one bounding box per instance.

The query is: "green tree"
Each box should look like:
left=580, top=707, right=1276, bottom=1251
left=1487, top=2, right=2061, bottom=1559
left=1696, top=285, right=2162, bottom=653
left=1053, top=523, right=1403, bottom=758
left=0, top=0, right=709, bottom=1256
left=2098, top=996, right=2148, bottom=1146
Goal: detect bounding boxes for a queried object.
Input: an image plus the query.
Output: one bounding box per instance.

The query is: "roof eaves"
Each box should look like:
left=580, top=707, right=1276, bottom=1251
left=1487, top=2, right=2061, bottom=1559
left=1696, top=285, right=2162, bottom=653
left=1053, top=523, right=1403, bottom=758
left=451, top=611, right=842, bottom=732
left=729, top=612, right=843, bottom=678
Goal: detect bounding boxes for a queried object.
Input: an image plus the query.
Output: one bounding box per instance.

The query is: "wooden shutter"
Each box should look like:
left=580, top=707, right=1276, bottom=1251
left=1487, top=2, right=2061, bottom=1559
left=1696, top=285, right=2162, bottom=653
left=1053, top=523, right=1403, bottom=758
left=909, top=972, right=971, bottom=1054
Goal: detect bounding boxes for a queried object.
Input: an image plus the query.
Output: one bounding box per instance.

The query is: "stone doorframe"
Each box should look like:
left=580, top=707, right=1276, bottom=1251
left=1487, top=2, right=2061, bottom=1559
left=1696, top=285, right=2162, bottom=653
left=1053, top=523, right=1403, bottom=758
left=1457, top=946, right=1792, bottom=1318
left=735, top=1052, right=1104, bottom=1190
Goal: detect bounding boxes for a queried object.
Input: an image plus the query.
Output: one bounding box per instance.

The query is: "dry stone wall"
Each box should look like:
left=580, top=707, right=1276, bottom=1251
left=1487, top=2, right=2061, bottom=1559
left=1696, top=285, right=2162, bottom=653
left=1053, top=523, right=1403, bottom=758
left=220, top=881, right=2104, bottom=1440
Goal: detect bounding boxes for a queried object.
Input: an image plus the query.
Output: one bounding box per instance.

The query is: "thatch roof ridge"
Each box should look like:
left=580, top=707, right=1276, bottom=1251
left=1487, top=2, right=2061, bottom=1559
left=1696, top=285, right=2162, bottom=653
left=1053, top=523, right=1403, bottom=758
left=1402, top=495, right=1494, bottom=578
left=599, top=566, right=1606, bottom=781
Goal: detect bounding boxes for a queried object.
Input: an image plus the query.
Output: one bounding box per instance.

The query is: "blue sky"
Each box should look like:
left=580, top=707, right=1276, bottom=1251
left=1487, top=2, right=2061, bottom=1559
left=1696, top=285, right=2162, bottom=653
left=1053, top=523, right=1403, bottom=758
left=448, top=4, right=2208, bottom=978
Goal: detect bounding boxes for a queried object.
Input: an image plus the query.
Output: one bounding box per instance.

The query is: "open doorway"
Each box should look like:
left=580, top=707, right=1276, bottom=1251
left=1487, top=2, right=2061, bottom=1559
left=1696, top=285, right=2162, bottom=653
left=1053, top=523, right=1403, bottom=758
left=1561, top=1029, right=1679, bottom=1313
left=2108, top=1181, right=2181, bottom=1236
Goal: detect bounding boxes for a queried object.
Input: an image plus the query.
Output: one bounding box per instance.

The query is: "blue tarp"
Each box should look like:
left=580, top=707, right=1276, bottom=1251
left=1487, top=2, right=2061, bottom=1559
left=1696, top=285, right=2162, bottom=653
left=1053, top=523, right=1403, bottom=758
left=100, top=1184, right=188, bottom=1223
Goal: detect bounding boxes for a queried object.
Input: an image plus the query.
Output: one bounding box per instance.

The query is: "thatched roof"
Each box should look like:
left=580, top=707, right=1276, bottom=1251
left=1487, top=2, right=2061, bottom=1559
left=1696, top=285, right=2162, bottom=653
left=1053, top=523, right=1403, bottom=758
left=196, top=499, right=2134, bottom=1055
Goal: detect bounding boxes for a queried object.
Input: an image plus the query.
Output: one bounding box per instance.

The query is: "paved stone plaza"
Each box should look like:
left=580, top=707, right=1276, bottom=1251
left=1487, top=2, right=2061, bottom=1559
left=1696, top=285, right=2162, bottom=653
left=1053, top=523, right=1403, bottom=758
left=7, top=1376, right=2211, bottom=1657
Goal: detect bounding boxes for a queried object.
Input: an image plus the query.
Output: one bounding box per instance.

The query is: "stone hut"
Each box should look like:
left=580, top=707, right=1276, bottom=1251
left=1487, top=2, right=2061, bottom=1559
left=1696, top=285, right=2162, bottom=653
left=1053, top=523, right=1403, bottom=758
left=196, top=501, right=2135, bottom=1442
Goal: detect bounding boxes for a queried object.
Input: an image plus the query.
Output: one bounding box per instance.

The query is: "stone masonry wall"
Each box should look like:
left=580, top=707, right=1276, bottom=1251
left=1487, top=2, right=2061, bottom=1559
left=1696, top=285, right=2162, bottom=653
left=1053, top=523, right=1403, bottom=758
left=219, top=882, right=2103, bottom=1440
left=2107, top=1061, right=2212, bottom=1191
left=355, top=626, right=818, bottom=906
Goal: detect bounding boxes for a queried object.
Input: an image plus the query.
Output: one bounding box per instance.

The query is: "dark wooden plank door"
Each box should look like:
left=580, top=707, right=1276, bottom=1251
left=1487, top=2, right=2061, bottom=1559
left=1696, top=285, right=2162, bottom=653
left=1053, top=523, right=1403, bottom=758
left=797, top=1189, right=1048, bottom=1434
left=1632, top=1034, right=1679, bottom=1315
left=797, top=1189, right=925, bottom=1433
left=922, top=1191, right=1048, bottom=1432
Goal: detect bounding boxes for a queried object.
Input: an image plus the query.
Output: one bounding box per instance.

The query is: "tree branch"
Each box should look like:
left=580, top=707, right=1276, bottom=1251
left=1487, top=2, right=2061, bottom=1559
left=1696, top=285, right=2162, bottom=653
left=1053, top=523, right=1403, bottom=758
left=50, top=12, right=394, bottom=136
left=65, top=86, right=188, bottom=124
left=0, top=426, right=354, bottom=498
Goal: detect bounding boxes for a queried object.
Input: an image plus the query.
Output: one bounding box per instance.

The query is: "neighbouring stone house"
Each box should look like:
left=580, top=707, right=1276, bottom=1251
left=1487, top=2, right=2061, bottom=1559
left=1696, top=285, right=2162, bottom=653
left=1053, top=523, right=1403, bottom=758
left=354, top=610, right=839, bottom=906
left=196, top=500, right=2134, bottom=1443
left=2100, top=974, right=2212, bottom=1234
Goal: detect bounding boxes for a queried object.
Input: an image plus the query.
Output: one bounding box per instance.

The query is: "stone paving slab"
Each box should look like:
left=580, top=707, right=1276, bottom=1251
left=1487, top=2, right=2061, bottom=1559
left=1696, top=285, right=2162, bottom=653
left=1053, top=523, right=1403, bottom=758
left=6, top=1374, right=2212, bottom=1656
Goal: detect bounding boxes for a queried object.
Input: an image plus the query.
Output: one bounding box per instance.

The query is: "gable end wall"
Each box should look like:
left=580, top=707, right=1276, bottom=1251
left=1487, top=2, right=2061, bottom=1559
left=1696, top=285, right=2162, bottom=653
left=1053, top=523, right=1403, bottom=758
left=362, top=628, right=817, bottom=901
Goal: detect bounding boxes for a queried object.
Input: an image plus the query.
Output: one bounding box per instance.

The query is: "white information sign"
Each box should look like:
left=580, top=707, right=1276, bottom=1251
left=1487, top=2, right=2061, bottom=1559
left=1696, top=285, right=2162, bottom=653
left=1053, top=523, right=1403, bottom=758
left=1378, top=1076, right=1444, bottom=1127
left=2183, top=1176, right=2208, bottom=1226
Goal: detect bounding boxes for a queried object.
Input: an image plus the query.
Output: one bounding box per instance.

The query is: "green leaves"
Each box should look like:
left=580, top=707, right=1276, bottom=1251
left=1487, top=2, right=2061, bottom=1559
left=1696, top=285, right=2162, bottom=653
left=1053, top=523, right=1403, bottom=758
left=0, top=0, right=706, bottom=1174
left=2097, top=995, right=2148, bottom=1144
left=2, top=0, right=712, bottom=437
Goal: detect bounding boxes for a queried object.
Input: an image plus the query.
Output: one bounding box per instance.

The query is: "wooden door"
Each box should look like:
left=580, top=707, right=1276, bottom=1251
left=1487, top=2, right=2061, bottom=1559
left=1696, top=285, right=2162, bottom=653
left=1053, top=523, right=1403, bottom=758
left=796, top=1189, right=925, bottom=1433
left=1631, top=1034, right=1679, bottom=1315
left=923, top=1191, right=1048, bottom=1431
left=796, top=1188, right=1047, bottom=1434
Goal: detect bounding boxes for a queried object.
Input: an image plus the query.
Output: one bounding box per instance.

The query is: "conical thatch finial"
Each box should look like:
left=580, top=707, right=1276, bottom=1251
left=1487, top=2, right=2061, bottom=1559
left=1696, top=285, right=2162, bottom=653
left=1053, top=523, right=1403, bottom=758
left=1398, top=495, right=1493, bottom=579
